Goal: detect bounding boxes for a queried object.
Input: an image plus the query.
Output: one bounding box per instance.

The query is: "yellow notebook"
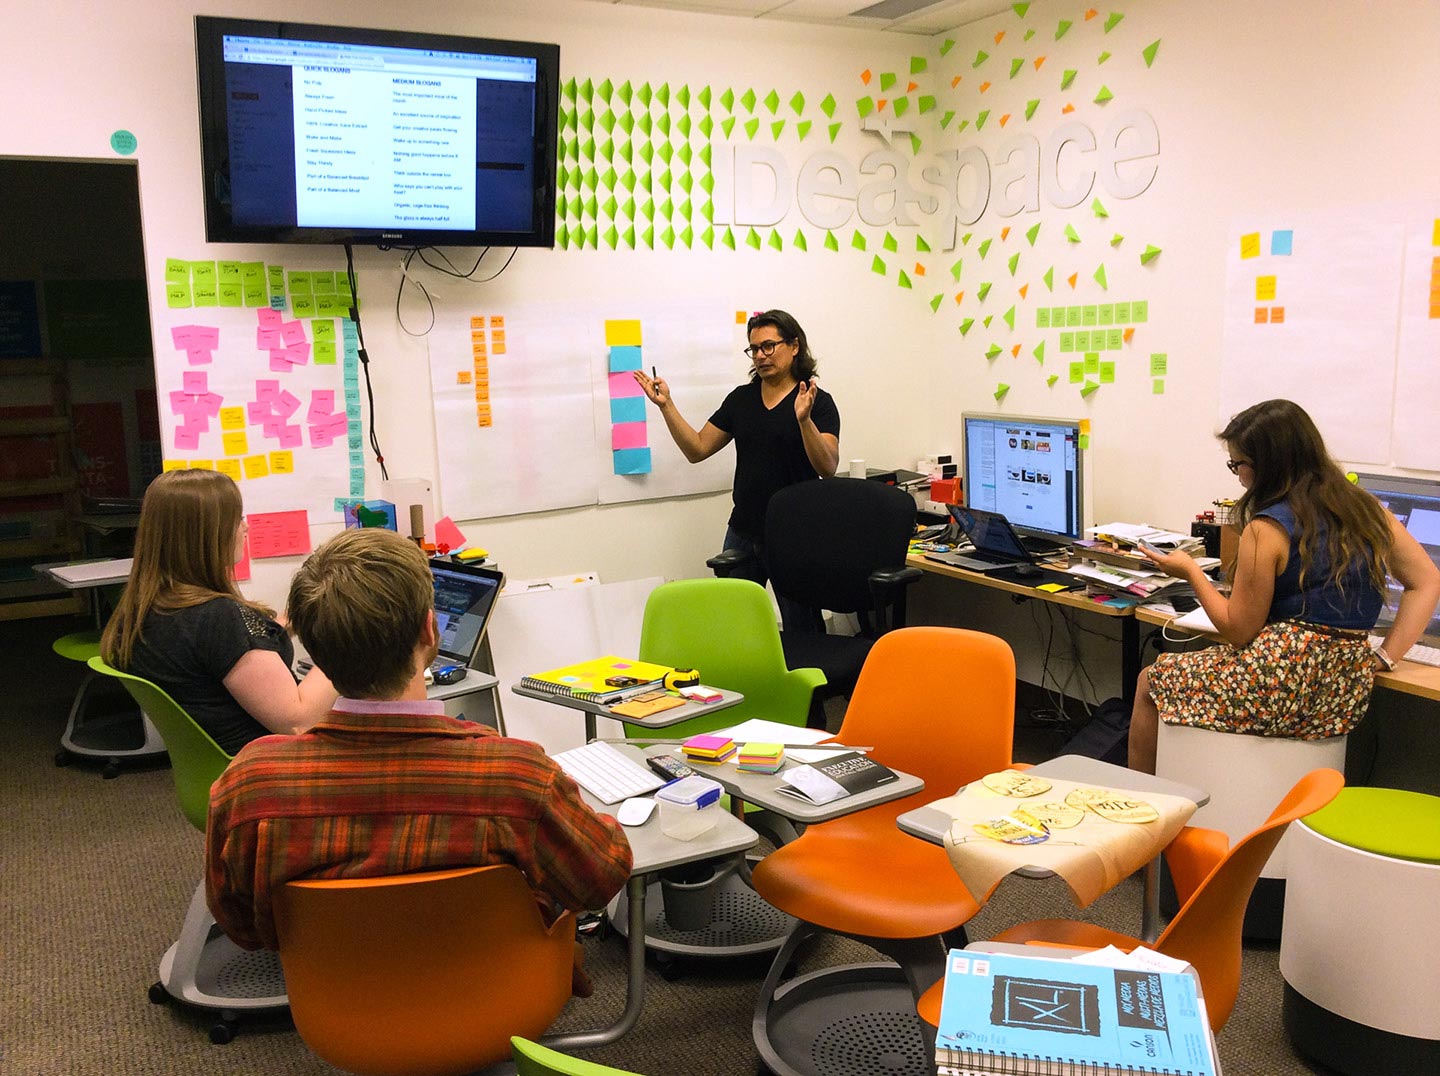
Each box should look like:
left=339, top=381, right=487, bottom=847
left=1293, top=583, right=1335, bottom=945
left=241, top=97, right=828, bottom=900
left=520, top=655, right=673, bottom=703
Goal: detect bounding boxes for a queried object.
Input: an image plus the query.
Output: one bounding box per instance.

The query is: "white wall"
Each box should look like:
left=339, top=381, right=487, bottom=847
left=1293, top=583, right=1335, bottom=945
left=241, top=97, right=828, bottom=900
left=4, top=0, right=1437, bottom=635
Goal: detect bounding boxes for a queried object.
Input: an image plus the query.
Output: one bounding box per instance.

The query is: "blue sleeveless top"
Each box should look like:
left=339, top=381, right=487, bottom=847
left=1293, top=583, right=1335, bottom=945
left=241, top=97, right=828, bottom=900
left=1256, top=502, right=1383, bottom=630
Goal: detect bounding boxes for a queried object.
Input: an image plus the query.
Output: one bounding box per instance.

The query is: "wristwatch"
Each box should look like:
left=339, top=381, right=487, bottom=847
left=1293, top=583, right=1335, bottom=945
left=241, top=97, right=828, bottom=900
left=1372, top=645, right=1396, bottom=672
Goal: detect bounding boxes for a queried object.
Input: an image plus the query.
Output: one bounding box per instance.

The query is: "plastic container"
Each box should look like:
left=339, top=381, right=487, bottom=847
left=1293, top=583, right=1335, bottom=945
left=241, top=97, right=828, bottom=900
left=654, top=775, right=723, bottom=841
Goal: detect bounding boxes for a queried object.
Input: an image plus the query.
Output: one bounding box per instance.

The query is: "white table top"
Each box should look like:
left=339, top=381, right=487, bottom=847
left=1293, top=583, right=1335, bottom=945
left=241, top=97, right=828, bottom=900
left=510, top=682, right=745, bottom=729
left=38, top=558, right=133, bottom=589
left=425, top=668, right=500, bottom=702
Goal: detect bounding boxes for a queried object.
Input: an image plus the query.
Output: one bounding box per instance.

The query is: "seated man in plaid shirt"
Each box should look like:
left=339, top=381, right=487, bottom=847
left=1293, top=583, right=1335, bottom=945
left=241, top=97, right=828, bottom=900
left=205, top=527, right=631, bottom=995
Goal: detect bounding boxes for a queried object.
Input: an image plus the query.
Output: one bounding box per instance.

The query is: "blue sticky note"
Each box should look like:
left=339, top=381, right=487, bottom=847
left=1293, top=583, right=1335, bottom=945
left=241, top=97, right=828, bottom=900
left=613, top=447, right=652, bottom=475
left=1271, top=229, right=1293, bottom=256
left=610, top=396, right=647, bottom=424
left=608, top=345, right=643, bottom=372
left=268, top=295, right=287, bottom=311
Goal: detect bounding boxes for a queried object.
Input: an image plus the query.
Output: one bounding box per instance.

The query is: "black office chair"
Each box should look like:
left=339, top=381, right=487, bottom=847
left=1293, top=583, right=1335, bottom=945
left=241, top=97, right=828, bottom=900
left=707, top=478, right=922, bottom=725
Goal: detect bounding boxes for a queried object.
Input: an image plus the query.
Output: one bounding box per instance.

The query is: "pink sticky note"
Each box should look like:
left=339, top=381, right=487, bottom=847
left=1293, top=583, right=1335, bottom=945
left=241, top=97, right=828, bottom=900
left=276, top=390, right=302, bottom=417
left=263, top=421, right=281, bottom=439
left=194, top=326, right=220, bottom=348
left=278, top=424, right=303, bottom=449
left=168, top=390, right=192, bottom=414
left=309, top=425, right=335, bottom=448
left=326, top=412, right=349, bottom=434
left=257, top=307, right=282, bottom=328
left=173, top=425, right=200, bottom=451
left=257, top=327, right=283, bottom=349
left=280, top=320, right=307, bottom=347
left=170, top=325, right=195, bottom=349
left=200, top=392, right=223, bottom=415
left=611, top=421, right=648, bottom=450
left=255, top=380, right=280, bottom=403
left=433, top=516, right=467, bottom=549
left=232, top=534, right=252, bottom=582
left=247, top=401, right=269, bottom=424
left=608, top=371, right=645, bottom=398
left=186, top=346, right=213, bottom=366
left=307, top=390, right=336, bottom=421
left=246, top=509, right=313, bottom=559
left=182, top=371, right=208, bottom=395
left=269, top=354, right=294, bottom=372
left=284, top=342, right=311, bottom=365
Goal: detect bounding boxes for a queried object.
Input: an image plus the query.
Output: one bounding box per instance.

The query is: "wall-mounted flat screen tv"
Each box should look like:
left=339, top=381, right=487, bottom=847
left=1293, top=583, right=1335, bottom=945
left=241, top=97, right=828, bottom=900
left=195, top=16, right=559, bottom=247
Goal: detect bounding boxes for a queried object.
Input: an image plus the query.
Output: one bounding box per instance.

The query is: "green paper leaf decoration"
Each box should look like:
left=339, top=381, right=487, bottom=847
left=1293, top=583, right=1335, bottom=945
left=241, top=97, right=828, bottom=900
left=580, top=78, right=594, bottom=102
left=958, top=119, right=970, bottom=133
left=986, top=343, right=1003, bottom=359
left=702, top=225, right=715, bottom=249
left=941, top=110, right=956, bottom=129
left=618, top=80, right=633, bottom=105
left=962, top=232, right=973, bottom=245
left=897, top=271, right=913, bottom=289
left=603, top=224, right=618, bottom=249
left=994, top=383, right=1010, bottom=400
left=700, top=144, right=713, bottom=166
left=1065, top=223, right=1081, bottom=243
left=1025, top=99, right=1040, bottom=120
left=598, top=78, right=613, bottom=102
left=678, top=114, right=692, bottom=137
left=744, top=117, right=761, bottom=140
left=700, top=172, right=715, bottom=193
left=950, top=258, right=964, bottom=282
left=1010, top=58, right=1024, bottom=79
left=699, top=85, right=712, bottom=109
left=563, top=77, right=577, bottom=99
left=1094, top=85, right=1114, bottom=104
left=597, top=139, right=614, bottom=162
left=959, top=317, right=975, bottom=336
left=656, top=82, right=670, bottom=107
left=638, top=82, right=652, bottom=107
left=679, top=171, right=693, bottom=193
left=821, top=93, right=837, bottom=117
left=701, top=200, right=714, bottom=221
left=1012, top=4, right=1030, bottom=18
left=1008, top=253, right=1020, bottom=276
left=1104, top=12, right=1124, bottom=32
left=1093, top=263, right=1108, bottom=289
left=1091, top=197, right=1109, bottom=218
left=583, top=194, right=598, bottom=218
left=940, top=39, right=956, bottom=56
left=789, top=91, right=806, bottom=116
left=658, top=197, right=673, bottom=219
left=793, top=230, right=808, bottom=251
left=1055, top=19, right=1072, bottom=39
left=930, top=293, right=944, bottom=313
left=852, top=231, right=868, bottom=251
left=1143, top=40, right=1161, bottom=68
left=640, top=199, right=654, bottom=220
left=973, top=50, right=989, bottom=68
left=676, top=196, right=691, bottom=217
left=857, top=97, right=874, bottom=119
left=699, top=115, right=714, bottom=138
left=871, top=255, right=887, bottom=275
left=720, top=87, right=734, bottom=111
left=641, top=224, right=654, bottom=249
left=1026, top=223, right=1041, bottom=245
left=1047, top=374, right=1059, bottom=386
left=638, top=112, right=652, bottom=136
left=796, top=120, right=813, bottom=140
left=977, top=281, right=993, bottom=301
left=768, top=229, right=783, bottom=251
left=824, top=231, right=840, bottom=251
left=741, top=87, right=757, bottom=112
left=1024, top=28, right=1035, bottom=40
left=978, top=238, right=992, bottom=259
left=771, top=120, right=785, bottom=139
left=883, top=232, right=898, bottom=253
left=828, top=122, right=842, bottom=142
left=918, top=95, right=936, bottom=114
left=910, top=55, right=927, bottom=74
left=880, top=72, right=897, bottom=92
left=917, top=235, right=932, bottom=253
left=601, top=194, right=617, bottom=217
left=680, top=225, right=694, bottom=248
left=677, top=85, right=690, bottom=108
left=1034, top=341, right=1046, bottom=362
left=1002, top=305, right=1016, bottom=330
left=1098, top=51, right=1111, bottom=64
left=1043, top=266, right=1054, bottom=290
left=1140, top=244, right=1162, bottom=265
left=746, top=227, right=762, bottom=250
left=721, top=116, right=737, bottom=138
left=639, top=142, right=654, bottom=165
left=1061, top=69, right=1077, bottom=90
left=764, top=89, right=780, bottom=114
left=976, top=109, right=990, bottom=130
left=893, top=97, right=910, bottom=117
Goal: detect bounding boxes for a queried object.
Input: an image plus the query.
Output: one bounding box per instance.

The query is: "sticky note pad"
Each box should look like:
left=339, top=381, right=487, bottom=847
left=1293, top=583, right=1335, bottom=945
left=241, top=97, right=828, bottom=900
left=611, top=421, right=648, bottom=450
left=607, top=371, right=645, bottom=398
left=605, top=319, right=643, bottom=346
left=613, top=447, right=652, bottom=475
left=1240, top=232, right=1261, bottom=259
left=1271, top=230, right=1294, bottom=256
left=610, top=396, right=647, bottom=424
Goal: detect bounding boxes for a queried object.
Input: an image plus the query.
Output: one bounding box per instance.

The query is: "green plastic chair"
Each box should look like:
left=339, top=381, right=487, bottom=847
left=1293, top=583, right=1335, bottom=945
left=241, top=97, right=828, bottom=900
left=88, top=656, right=230, bottom=831
left=86, top=655, right=287, bottom=1039
left=511, top=1036, right=646, bottom=1075
left=632, top=578, right=825, bottom=741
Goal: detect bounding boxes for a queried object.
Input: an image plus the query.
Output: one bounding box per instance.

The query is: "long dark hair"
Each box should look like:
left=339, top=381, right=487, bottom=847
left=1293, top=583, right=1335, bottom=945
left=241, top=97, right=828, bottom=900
left=746, top=309, right=817, bottom=382
left=1220, top=399, right=1391, bottom=593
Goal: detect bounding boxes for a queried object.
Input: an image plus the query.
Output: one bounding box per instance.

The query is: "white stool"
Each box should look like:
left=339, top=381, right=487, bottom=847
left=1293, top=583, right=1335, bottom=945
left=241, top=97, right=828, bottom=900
left=1280, top=788, right=1440, bottom=1073
left=1154, top=721, right=1346, bottom=937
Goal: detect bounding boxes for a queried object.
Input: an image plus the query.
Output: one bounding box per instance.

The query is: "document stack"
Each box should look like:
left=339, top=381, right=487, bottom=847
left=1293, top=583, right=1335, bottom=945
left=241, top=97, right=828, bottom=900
left=1067, top=523, right=1216, bottom=603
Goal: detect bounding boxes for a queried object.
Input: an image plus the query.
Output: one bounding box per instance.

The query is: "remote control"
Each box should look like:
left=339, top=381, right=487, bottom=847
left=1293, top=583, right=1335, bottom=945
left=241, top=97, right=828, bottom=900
left=646, top=754, right=695, bottom=781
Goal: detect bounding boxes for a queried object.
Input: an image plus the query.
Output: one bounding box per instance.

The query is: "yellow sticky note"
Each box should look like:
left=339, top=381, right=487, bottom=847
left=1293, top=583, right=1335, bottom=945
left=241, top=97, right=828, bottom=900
left=242, top=454, right=270, bottom=479
left=189, top=459, right=213, bottom=470
left=1078, top=418, right=1091, bottom=434
left=268, top=450, right=294, bottom=474
left=1433, top=218, right=1440, bottom=246
left=1240, top=232, right=1261, bottom=259
left=222, top=431, right=248, bottom=456
left=162, top=459, right=185, bottom=472
left=1255, top=275, right=1277, bottom=301
left=220, top=407, right=245, bottom=430
left=605, top=319, right=643, bottom=346
left=215, top=458, right=242, bottom=482
left=1037, top=582, right=1067, bottom=593
left=736, top=310, right=748, bottom=324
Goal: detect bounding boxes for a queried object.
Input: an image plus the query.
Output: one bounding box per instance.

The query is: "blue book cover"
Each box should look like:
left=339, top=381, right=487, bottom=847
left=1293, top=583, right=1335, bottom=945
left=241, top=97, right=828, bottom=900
left=935, top=949, right=1216, bottom=1076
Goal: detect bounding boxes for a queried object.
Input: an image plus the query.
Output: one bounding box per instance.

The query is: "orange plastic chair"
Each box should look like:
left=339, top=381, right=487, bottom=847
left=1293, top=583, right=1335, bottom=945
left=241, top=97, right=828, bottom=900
left=916, top=767, right=1344, bottom=1034
left=749, top=627, right=1017, bottom=1070
left=274, top=866, right=577, bottom=1076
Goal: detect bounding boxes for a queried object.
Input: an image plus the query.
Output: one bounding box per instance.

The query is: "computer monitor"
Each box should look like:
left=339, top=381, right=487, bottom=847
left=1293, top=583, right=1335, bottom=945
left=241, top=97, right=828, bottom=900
left=961, top=413, right=1085, bottom=544
left=1354, top=473, right=1440, bottom=643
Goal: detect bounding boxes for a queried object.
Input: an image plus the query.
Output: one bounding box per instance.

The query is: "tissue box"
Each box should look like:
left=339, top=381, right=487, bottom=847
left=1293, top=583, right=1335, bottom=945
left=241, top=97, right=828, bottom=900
left=929, top=478, right=961, bottom=505
left=654, top=775, right=723, bottom=840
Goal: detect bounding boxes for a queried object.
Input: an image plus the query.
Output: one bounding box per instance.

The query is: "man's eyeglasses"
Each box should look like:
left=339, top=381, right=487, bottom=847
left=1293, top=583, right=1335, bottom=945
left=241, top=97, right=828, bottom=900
left=743, top=339, right=787, bottom=360
left=1225, top=459, right=1248, bottom=474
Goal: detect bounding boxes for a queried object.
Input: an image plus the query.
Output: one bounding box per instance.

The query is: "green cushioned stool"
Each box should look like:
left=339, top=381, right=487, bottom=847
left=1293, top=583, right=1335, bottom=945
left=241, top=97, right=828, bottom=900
left=1280, top=787, right=1440, bottom=1075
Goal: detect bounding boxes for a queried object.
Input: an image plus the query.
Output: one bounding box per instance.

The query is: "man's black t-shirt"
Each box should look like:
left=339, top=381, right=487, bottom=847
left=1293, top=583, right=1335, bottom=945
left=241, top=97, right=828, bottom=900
left=126, top=597, right=295, bottom=756
left=709, top=380, right=840, bottom=540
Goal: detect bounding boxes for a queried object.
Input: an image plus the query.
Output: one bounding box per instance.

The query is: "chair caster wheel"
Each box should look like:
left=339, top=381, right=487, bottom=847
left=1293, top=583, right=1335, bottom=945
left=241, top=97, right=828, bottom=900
left=148, top=981, right=169, bottom=1005
left=102, top=761, right=122, bottom=779
left=209, top=1019, right=237, bottom=1044
left=54, top=749, right=72, bottom=767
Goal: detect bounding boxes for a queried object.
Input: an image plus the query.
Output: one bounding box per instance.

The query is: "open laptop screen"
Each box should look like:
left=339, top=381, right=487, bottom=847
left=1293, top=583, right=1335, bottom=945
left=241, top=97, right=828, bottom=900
left=948, top=505, right=1031, bottom=560
left=431, top=561, right=504, bottom=664
left=1356, top=473, right=1440, bottom=642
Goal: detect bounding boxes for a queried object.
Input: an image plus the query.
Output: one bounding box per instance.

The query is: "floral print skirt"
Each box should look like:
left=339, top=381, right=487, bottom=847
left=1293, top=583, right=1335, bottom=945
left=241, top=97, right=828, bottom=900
left=1149, top=619, right=1375, bottom=740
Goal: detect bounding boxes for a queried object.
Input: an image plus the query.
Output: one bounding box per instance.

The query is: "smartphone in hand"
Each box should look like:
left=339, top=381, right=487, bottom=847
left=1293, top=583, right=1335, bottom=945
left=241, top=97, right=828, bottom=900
left=1137, top=539, right=1165, bottom=556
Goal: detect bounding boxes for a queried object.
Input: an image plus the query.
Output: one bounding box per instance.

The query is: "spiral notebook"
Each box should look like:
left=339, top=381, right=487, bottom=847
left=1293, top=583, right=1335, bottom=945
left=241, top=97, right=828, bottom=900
left=519, top=655, right=672, bottom=704
left=935, top=949, right=1216, bottom=1076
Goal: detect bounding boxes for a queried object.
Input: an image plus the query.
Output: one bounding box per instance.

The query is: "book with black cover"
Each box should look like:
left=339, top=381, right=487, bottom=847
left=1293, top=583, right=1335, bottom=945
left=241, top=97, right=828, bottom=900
left=775, top=751, right=898, bottom=803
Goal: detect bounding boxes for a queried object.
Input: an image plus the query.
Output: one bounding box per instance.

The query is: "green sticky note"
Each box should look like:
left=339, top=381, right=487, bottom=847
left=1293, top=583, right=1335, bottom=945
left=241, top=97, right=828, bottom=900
left=1153, top=379, right=1165, bottom=394
left=1047, top=374, right=1059, bottom=386
left=1065, top=223, right=1081, bottom=243
left=977, top=281, right=993, bottom=301
left=1080, top=381, right=1099, bottom=398
left=1066, top=307, right=1082, bottom=327
left=950, top=258, right=964, bottom=282
left=1075, top=330, right=1090, bottom=351
left=1099, top=361, right=1116, bottom=384
left=1084, top=352, right=1100, bottom=374
left=218, top=282, right=242, bottom=307
left=978, top=238, right=992, bottom=259
left=1056, top=19, right=1073, bottom=40
left=1069, top=361, right=1083, bottom=383
left=973, top=50, right=989, bottom=68
left=288, top=271, right=312, bottom=294
left=994, top=383, right=1010, bottom=400
left=1082, top=305, right=1098, bottom=326
left=1150, top=353, right=1168, bottom=377
left=1093, top=263, right=1108, bottom=289
left=193, top=281, right=217, bottom=307
left=1105, top=12, right=1124, bottom=32
left=1043, top=267, right=1054, bottom=291
left=1094, top=85, right=1114, bottom=105
left=1061, top=69, right=1077, bottom=91
left=1025, top=99, right=1040, bottom=121
left=191, top=260, right=217, bottom=286
left=1141, top=244, right=1162, bottom=265
left=1078, top=434, right=1091, bottom=450
left=897, top=270, right=912, bottom=289
left=852, top=231, right=867, bottom=251
left=824, top=231, right=840, bottom=252
left=884, top=232, right=898, bottom=252
left=1008, top=253, right=1020, bottom=276
left=166, top=282, right=192, bottom=308
left=292, top=294, right=316, bottom=319
left=871, top=255, right=887, bottom=275
left=1133, top=300, right=1149, bottom=322
left=1037, top=308, right=1051, bottom=328
left=879, top=72, right=897, bottom=92
left=1033, top=341, right=1046, bottom=362
left=1060, top=332, right=1074, bottom=352
left=1107, top=328, right=1122, bottom=349
left=986, top=343, right=1003, bottom=359
left=959, top=318, right=975, bottom=336
left=1091, top=197, right=1109, bottom=218
left=1052, top=306, right=1066, bottom=324
left=242, top=284, right=265, bottom=307
left=1115, top=301, right=1131, bottom=322
left=314, top=341, right=337, bottom=365
left=1143, top=39, right=1162, bottom=68
left=1002, top=305, right=1016, bottom=329
left=164, top=258, right=189, bottom=283
left=1098, top=304, right=1114, bottom=325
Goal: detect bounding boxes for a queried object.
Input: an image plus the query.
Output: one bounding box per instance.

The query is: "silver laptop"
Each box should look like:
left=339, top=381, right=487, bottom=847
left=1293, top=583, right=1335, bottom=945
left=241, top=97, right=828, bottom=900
left=926, top=506, right=1036, bottom=572
left=430, top=560, right=505, bottom=669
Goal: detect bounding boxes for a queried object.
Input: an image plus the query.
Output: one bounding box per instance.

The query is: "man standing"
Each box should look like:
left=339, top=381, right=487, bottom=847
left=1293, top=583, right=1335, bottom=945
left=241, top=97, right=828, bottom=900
left=205, top=527, right=630, bottom=993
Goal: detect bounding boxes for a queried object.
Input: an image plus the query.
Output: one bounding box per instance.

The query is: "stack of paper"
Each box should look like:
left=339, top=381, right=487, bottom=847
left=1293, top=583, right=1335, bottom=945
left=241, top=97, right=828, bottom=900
left=737, top=743, right=784, bottom=774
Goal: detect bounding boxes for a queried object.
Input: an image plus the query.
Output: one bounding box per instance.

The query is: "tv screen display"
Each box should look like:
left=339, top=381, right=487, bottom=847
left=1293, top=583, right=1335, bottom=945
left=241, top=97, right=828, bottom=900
left=962, top=413, right=1085, bottom=543
left=194, top=17, right=559, bottom=247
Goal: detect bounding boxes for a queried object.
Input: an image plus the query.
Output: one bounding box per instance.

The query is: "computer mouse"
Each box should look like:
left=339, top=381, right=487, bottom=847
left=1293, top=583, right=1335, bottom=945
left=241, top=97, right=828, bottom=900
left=1012, top=564, right=1043, bottom=579
left=616, top=798, right=657, bottom=827
left=431, top=663, right=468, bottom=685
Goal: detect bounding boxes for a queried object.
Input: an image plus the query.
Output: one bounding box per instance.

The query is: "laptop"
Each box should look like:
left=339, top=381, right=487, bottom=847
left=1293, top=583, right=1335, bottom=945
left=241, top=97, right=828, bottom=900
left=429, top=560, right=505, bottom=671
left=926, top=506, right=1036, bottom=572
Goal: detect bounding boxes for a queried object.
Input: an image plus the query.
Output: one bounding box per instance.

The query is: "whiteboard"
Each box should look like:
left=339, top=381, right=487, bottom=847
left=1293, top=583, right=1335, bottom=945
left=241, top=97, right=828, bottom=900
left=1217, top=212, right=1403, bottom=464
left=1391, top=209, right=1440, bottom=469
left=430, top=299, right=735, bottom=520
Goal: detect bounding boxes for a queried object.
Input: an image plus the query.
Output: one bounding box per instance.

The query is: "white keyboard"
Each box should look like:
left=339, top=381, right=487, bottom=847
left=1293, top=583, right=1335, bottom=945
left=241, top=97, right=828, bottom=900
left=1369, top=637, right=1440, bottom=668
left=553, top=741, right=664, bottom=804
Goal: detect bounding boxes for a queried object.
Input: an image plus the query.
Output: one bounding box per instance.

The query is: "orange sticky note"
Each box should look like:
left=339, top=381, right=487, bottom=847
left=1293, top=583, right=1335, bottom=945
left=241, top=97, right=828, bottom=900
left=1123, top=327, right=1135, bottom=343
left=474, top=382, right=490, bottom=401
left=1001, top=226, right=1011, bottom=240
left=457, top=370, right=472, bottom=384
left=490, top=316, right=504, bottom=329
left=1078, top=419, right=1092, bottom=434
left=470, top=316, right=486, bottom=330
left=914, top=262, right=926, bottom=276
left=735, top=310, right=747, bottom=324
left=491, top=338, right=506, bottom=355
left=1255, top=307, right=1269, bottom=323
left=471, top=330, right=487, bottom=346
left=861, top=69, right=872, bottom=85
left=1061, top=102, right=1075, bottom=114
left=1271, top=306, right=1286, bottom=323
left=1067, top=273, right=1078, bottom=288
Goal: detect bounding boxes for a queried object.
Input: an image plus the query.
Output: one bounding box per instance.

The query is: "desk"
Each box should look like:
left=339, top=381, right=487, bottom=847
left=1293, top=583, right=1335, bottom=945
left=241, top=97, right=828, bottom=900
left=426, top=669, right=501, bottom=728
left=896, top=755, right=1208, bottom=944
left=542, top=744, right=758, bottom=1050
left=909, top=553, right=1146, bottom=707
left=510, top=682, right=744, bottom=744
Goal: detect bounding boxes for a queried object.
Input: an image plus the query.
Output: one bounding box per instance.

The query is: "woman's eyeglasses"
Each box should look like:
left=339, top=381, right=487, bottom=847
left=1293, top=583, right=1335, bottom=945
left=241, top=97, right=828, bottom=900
left=743, top=339, right=787, bottom=360
left=1225, top=459, right=1247, bottom=474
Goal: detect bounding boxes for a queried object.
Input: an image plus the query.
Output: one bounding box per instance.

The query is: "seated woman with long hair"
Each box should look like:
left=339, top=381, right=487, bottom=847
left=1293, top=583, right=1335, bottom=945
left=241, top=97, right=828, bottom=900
left=1129, top=398, right=1440, bottom=773
left=100, top=469, right=337, bottom=755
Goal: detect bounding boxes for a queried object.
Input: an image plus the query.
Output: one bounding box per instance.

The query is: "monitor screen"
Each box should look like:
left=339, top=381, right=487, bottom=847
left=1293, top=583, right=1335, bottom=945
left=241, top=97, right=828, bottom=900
left=431, top=562, right=504, bottom=662
left=961, top=413, right=1085, bottom=542
left=1355, top=473, right=1440, bottom=641
left=195, top=17, right=559, bottom=247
